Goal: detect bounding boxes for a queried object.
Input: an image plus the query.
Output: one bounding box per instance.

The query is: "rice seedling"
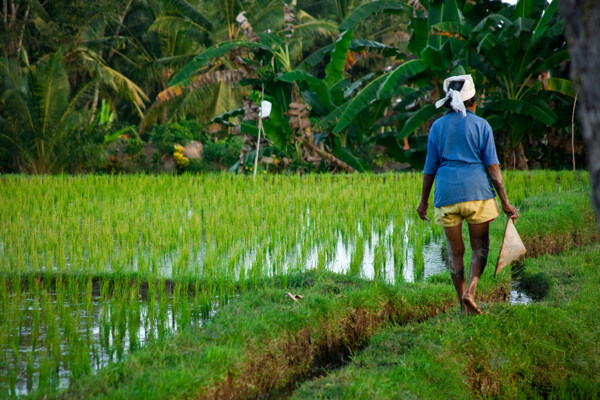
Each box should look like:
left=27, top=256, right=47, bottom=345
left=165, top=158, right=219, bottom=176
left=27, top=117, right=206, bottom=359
left=0, top=171, right=590, bottom=397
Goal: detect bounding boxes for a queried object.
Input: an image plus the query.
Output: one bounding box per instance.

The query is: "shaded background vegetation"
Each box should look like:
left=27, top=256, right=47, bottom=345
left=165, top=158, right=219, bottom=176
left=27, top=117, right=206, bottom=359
left=0, top=0, right=580, bottom=174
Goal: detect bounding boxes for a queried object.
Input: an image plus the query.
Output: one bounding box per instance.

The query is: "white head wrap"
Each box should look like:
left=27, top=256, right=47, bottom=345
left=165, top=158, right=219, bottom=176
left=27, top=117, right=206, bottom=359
left=434, top=74, right=476, bottom=117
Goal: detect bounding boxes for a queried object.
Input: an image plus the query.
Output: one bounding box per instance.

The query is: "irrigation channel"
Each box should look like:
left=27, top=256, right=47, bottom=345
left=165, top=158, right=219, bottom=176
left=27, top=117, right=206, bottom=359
left=0, top=172, right=584, bottom=397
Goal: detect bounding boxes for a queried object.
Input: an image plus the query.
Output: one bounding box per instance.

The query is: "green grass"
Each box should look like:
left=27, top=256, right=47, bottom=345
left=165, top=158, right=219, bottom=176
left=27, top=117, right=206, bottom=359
left=289, top=246, right=600, bottom=399
left=517, top=190, right=599, bottom=255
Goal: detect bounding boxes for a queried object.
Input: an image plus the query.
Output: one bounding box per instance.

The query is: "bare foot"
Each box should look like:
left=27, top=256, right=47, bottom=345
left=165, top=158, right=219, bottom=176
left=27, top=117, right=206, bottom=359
left=462, top=294, right=482, bottom=315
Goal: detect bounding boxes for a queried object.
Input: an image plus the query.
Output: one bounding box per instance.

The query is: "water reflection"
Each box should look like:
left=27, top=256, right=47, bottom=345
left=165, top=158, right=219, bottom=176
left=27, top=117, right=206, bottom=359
left=0, top=292, right=214, bottom=397
left=282, top=221, right=447, bottom=284
left=509, top=282, right=533, bottom=305
left=1, top=219, right=448, bottom=397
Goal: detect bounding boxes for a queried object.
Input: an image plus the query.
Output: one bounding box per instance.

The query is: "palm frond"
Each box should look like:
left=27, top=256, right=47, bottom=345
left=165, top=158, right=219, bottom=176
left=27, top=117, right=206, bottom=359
left=156, top=69, right=244, bottom=103
left=251, top=0, right=285, bottom=33
left=58, top=81, right=97, bottom=132
left=161, top=0, right=213, bottom=31
left=176, top=80, right=245, bottom=122
left=290, top=20, right=338, bottom=40
left=26, top=0, right=51, bottom=21
left=139, top=100, right=168, bottom=133
left=31, top=52, right=70, bottom=137
left=213, top=0, right=243, bottom=33
left=1, top=88, right=37, bottom=141
left=80, top=51, right=150, bottom=116
left=150, top=16, right=210, bottom=36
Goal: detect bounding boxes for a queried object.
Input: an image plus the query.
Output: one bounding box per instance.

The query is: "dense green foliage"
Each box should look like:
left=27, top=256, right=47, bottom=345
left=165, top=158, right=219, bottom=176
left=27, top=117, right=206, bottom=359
left=0, top=0, right=578, bottom=173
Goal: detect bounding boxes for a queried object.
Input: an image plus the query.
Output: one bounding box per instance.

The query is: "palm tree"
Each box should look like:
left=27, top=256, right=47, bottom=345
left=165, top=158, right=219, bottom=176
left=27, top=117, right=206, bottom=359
left=0, top=52, right=102, bottom=173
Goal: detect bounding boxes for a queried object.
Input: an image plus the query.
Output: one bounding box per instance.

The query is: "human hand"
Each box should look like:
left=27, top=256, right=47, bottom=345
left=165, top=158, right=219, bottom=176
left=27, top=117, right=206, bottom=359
left=502, top=203, right=519, bottom=220
left=417, top=201, right=430, bottom=222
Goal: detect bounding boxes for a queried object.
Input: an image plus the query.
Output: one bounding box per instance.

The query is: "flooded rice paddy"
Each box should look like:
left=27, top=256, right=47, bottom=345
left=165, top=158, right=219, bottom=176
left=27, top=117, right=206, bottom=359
left=1, top=224, right=446, bottom=397
left=0, top=172, right=587, bottom=396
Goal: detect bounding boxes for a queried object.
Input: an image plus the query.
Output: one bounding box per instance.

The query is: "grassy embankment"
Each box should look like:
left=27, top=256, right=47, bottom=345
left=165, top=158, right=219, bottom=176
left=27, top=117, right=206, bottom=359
left=36, top=187, right=598, bottom=400
left=291, top=191, right=600, bottom=399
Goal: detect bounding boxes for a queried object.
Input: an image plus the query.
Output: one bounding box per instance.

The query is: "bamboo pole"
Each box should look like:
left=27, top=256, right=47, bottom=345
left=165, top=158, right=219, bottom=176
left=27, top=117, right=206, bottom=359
left=253, top=84, right=265, bottom=180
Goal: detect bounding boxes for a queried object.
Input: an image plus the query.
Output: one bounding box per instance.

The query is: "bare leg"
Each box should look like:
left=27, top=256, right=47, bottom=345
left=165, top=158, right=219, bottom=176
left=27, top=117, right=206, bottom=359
left=444, top=224, right=466, bottom=312
left=462, top=222, right=490, bottom=315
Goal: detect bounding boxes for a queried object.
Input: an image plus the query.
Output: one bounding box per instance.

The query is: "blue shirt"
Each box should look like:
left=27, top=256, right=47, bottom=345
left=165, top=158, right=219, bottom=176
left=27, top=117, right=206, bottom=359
left=423, top=110, right=499, bottom=207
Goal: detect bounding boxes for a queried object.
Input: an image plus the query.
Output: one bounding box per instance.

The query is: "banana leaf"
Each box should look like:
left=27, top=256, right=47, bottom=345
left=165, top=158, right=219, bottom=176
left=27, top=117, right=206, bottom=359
left=397, top=104, right=444, bottom=139
left=539, top=50, right=570, bottom=70
left=278, top=71, right=335, bottom=111
left=333, top=62, right=423, bottom=134
left=432, top=21, right=472, bottom=38
left=531, top=0, right=558, bottom=44
left=476, top=32, right=500, bottom=52
left=473, top=14, right=512, bottom=34
left=393, top=89, right=423, bottom=111
left=333, top=146, right=370, bottom=172
left=332, top=76, right=380, bottom=132
left=510, top=17, right=535, bottom=40
left=486, top=114, right=507, bottom=132
left=344, top=73, right=374, bottom=98
left=210, top=108, right=245, bottom=126
left=427, top=0, right=463, bottom=49
left=300, top=40, right=401, bottom=70
left=377, top=133, right=428, bottom=169
left=545, top=77, right=576, bottom=98
left=325, top=30, right=354, bottom=88
left=484, top=99, right=557, bottom=125
left=263, top=121, right=291, bottom=152
left=301, top=91, right=329, bottom=115
left=420, top=45, right=447, bottom=70
left=169, top=41, right=270, bottom=87
left=169, top=41, right=242, bottom=86
left=408, top=17, right=428, bottom=55
left=513, top=0, right=546, bottom=19
left=240, top=122, right=258, bottom=137
left=321, top=102, right=349, bottom=128
left=377, top=60, right=425, bottom=98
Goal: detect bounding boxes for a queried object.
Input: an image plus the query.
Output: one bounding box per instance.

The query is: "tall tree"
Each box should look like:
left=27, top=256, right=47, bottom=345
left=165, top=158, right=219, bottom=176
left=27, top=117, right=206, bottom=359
left=0, top=52, right=103, bottom=173
left=559, top=1, right=600, bottom=231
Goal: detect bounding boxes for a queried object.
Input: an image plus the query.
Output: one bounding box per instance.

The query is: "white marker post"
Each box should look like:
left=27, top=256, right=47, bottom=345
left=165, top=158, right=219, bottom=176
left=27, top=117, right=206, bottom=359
left=253, top=84, right=271, bottom=180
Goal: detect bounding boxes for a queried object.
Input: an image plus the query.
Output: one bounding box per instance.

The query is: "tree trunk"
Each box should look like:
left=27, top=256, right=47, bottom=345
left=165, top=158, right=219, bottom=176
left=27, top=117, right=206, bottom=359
left=515, top=143, right=529, bottom=171
left=560, top=1, right=600, bottom=232
left=302, top=139, right=356, bottom=174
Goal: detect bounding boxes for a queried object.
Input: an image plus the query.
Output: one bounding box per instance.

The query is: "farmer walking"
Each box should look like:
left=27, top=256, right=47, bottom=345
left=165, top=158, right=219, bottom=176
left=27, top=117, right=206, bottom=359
left=416, top=74, right=519, bottom=315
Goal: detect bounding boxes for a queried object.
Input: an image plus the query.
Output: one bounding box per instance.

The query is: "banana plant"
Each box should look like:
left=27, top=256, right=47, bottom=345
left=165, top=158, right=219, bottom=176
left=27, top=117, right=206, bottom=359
left=470, top=0, right=573, bottom=168
left=269, top=1, right=431, bottom=172
left=399, top=0, right=574, bottom=169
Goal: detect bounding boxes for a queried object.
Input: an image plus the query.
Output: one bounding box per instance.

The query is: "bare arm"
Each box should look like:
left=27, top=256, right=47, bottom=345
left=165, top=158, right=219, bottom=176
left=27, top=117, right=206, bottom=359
left=417, top=173, right=435, bottom=222
left=486, top=164, right=519, bottom=219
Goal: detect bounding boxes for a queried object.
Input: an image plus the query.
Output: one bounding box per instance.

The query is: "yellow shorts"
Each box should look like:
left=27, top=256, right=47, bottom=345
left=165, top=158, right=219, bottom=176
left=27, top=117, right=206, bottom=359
left=434, top=199, right=500, bottom=227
